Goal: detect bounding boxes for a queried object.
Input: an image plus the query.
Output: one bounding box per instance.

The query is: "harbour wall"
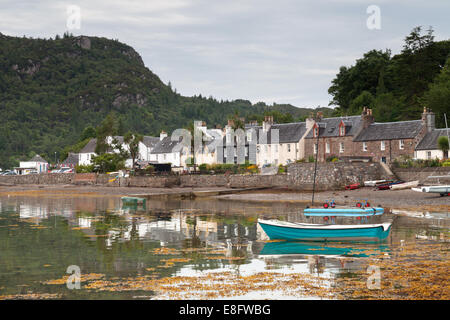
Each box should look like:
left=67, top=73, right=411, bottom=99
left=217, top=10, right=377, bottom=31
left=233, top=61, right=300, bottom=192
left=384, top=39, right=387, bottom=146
left=0, top=162, right=388, bottom=191
left=392, top=167, right=450, bottom=185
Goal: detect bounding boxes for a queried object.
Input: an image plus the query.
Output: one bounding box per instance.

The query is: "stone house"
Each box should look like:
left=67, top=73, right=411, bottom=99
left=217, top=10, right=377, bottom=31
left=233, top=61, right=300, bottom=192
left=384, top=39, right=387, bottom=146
left=303, top=112, right=366, bottom=162
left=353, top=108, right=435, bottom=163
left=150, top=131, right=190, bottom=169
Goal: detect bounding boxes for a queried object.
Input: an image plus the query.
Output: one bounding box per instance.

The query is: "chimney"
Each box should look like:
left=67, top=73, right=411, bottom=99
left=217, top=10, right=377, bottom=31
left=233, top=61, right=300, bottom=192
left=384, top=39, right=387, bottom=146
left=315, top=112, right=323, bottom=122
left=160, top=131, right=168, bottom=140
left=422, top=107, right=435, bottom=133
left=227, top=119, right=235, bottom=128
left=361, top=106, right=374, bottom=129
left=263, top=115, right=273, bottom=132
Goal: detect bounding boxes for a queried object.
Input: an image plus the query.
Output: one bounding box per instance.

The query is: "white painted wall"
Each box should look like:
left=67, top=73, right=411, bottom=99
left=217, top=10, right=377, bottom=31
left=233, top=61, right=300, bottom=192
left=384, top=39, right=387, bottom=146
left=415, top=149, right=445, bottom=160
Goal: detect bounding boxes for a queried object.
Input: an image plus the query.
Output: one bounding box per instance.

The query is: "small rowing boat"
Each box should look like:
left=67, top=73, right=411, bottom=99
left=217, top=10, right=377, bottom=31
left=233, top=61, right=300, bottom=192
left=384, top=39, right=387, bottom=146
left=412, top=185, right=450, bottom=196
left=390, top=180, right=419, bottom=190
left=303, top=207, right=384, bottom=216
left=258, top=219, right=392, bottom=241
left=364, top=180, right=389, bottom=187
left=345, top=183, right=361, bottom=190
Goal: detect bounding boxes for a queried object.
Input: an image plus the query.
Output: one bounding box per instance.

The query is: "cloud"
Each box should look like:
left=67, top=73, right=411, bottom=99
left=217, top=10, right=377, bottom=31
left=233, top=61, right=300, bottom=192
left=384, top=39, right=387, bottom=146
left=1, top=0, right=449, bottom=109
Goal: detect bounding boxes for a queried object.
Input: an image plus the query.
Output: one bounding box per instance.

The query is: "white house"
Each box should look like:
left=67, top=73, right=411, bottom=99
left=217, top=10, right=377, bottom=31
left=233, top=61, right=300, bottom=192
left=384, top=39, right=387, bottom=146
left=15, top=154, right=49, bottom=174
left=150, top=131, right=190, bottom=169
left=415, top=128, right=449, bottom=160
left=255, top=116, right=312, bottom=167
left=78, top=138, right=98, bottom=166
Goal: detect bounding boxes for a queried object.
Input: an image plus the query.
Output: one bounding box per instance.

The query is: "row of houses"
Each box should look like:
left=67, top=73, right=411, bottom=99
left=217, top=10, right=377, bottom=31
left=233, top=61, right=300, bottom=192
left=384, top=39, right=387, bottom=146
left=69, top=107, right=447, bottom=170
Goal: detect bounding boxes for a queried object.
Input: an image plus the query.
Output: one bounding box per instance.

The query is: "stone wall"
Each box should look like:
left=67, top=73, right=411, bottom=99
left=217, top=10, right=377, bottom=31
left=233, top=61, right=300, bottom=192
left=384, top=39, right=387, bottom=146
left=286, top=162, right=383, bottom=190
left=0, top=173, right=75, bottom=185
left=392, top=167, right=450, bottom=185
left=0, top=162, right=387, bottom=191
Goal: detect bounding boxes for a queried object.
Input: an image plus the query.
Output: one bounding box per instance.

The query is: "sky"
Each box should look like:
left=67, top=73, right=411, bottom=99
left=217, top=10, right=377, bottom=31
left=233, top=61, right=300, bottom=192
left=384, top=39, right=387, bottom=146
left=1, top=0, right=449, bottom=109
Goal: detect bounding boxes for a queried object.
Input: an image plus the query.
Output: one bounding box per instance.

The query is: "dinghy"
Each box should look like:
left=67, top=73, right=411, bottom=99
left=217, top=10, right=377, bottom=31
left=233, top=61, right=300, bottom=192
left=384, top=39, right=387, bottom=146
left=258, top=219, right=392, bottom=241
left=303, top=207, right=384, bottom=216
left=364, top=180, right=388, bottom=187
left=412, top=185, right=450, bottom=196
left=390, top=180, right=419, bottom=190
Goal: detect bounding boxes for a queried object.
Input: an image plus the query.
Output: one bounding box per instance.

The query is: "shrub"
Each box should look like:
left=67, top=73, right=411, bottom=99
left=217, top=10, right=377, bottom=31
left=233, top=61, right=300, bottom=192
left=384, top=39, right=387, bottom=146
left=308, top=155, right=315, bottom=163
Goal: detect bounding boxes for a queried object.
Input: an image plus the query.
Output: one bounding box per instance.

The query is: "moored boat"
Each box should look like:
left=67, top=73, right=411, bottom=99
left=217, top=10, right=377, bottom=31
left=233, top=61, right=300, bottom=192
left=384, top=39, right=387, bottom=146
left=412, top=185, right=450, bottom=196
left=364, top=180, right=388, bottom=187
left=303, top=207, right=384, bottom=216
left=390, top=180, right=419, bottom=190
left=258, top=219, right=392, bottom=241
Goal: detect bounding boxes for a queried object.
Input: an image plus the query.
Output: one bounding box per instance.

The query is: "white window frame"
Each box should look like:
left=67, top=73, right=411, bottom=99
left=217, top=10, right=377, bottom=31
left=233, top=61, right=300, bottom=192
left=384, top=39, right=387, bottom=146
left=381, top=141, right=385, bottom=151
left=287, top=144, right=291, bottom=152
left=363, top=142, right=367, bottom=152
left=339, top=125, right=345, bottom=136
left=313, top=143, right=318, bottom=155
left=339, top=142, right=344, bottom=153
left=399, top=140, right=405, bottom=150
left=325, top=142, right=330, bottom=154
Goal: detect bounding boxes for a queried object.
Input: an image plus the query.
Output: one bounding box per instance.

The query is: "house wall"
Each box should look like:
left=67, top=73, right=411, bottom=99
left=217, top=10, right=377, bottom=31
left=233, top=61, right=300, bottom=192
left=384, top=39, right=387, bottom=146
left=415, top=149, right=445, bottom=160
left=18, top=161, right=49, bottom=173
left=304, top=136, right=355, bottom=161
left=79, top=152, right=95, bottom=166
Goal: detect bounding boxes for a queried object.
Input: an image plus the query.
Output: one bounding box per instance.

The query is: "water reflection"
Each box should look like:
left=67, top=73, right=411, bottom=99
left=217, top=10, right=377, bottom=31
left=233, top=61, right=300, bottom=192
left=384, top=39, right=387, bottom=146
left=0, top=194, right=448, bottom=299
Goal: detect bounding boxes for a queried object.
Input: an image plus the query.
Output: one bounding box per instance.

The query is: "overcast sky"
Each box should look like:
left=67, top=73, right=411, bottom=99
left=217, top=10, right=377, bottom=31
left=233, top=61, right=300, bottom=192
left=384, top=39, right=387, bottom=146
left=1, top=0, right=449, bottom=109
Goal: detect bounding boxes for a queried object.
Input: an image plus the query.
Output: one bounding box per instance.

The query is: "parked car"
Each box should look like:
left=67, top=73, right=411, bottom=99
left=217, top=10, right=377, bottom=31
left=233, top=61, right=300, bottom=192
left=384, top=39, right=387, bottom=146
left=60, top=167, right=74, bottom=173
left=2, top=171, right=17, bottom=176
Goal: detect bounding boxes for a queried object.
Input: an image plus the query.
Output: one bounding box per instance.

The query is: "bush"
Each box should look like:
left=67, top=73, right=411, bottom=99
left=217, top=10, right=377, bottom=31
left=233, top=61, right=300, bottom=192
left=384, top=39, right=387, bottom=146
left=308, top=155, right=315, bottom=163
left=326, top=155, right=338, bottom=162
left=75, top=164, right=94, bottom=173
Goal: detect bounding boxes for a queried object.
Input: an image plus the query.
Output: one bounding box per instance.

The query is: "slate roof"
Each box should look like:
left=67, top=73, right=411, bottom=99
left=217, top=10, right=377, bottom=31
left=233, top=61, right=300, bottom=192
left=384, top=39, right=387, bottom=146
left=415, top=128, right=450, bottom=150
left=305, top=116, right=362, bottom=138
left=354, top=120, right=423, bottom=142
left=62, top=153, right=79, bottom=166
left=79, top=138, right=97, bottom=153
left=257, top=122, right=307, bottom=144
left=142, top=136, right=160, bottom=148
left=30, top=154, right=48, bottom=163
left=150, top=136, right=183, bottom=154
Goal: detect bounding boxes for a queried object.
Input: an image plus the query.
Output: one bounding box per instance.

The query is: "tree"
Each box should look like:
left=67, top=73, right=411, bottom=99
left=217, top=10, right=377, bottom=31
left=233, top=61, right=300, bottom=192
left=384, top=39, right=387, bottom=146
left=80, top=126, right=96, bottom=141
left=437, top=136, right=449, bottom=159
left=421, top=57, right=450, bottom=128
left=124, top=132, right=143, bottom=168
left=95, top=113, right=118, bottom=155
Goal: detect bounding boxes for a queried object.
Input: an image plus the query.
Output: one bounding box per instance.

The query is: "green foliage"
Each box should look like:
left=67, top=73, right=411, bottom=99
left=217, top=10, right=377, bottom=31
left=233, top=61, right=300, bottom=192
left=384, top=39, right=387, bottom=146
left=123, top=132, right=143, bottom=168
left=0, top=33, right=332, bottom=169
left=329, top=26, right=450, bottom=126
left=91, top=153, right=126, bottom=173
left=308, top=155, right=315, bottom=163
left=75, top=164, right=94, bottom=173
left=326, top=155, right=338, bottom=162
left=392, top=155, right=442, bottom=168
left=437, top=136, right=449, bottom=152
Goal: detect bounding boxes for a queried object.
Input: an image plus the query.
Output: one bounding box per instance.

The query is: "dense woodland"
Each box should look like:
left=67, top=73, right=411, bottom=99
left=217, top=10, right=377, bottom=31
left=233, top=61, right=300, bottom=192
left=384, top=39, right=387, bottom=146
left=0, top=32, right=331, bottom=169
left=0, top=27, right=449, bottom=169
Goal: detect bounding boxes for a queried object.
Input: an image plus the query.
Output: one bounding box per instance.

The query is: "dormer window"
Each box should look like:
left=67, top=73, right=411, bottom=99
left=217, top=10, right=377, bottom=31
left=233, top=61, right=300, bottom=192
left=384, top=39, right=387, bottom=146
left=339, top=123, right=345, bottom=136
left=313, top=125, right=319, bottom=137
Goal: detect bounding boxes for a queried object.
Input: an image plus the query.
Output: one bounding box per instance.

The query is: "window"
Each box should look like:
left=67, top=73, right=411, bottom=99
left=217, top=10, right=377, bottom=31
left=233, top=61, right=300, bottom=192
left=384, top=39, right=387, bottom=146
left=363, top=142, right=367, bottom=152
left=313, top=143, right=318, bottom=154
left=314, top=126, right=318, bottom=137
left=275, top=145, right=278, bottom=152
left=287, top=144, right=291, bottom=152
left=399, top=140, right=405, bottom=150
left=247, top=131, right=252, bottom=142
left=381, top=141, right=385, bottom=151
left=339, top=142, right=344, bottom=153
left=325, top=142, right=330, bottom=154
left=427, top=151, right=431, bottom=159
left=339, top=125, right=345, bottom=136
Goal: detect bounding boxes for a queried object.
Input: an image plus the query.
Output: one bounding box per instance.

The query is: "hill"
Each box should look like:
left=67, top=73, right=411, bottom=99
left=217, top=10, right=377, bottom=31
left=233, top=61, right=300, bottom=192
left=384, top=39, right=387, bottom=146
left=0, top=32, right=332, bottom=168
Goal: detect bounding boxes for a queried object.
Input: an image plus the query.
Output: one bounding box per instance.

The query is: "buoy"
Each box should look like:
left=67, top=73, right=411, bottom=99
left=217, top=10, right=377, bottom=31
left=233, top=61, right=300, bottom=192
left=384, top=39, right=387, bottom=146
left=356, top=202, right=362, bottom=208
left=323, top=203, right=329, bottom=208
left=323, top=216, right=329, bottom=221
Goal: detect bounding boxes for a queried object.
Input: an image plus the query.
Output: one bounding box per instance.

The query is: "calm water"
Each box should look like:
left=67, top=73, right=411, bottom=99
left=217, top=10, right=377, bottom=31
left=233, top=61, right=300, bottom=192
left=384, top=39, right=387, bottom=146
left=0, top=194, right=448, bottom=299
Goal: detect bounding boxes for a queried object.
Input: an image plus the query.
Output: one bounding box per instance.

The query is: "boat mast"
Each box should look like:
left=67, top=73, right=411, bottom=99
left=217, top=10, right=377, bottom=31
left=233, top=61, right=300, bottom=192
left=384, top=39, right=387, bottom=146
left=311, top=115, right=320, bottom=206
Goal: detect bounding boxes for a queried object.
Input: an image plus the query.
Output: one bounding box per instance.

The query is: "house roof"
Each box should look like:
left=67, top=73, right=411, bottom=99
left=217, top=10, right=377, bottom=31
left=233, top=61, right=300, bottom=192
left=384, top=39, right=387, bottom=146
left=142, top=136, right=160, bottom=148
left=415, top=128, right=450, bottom=150
left=354, top=120, right=423, bottom=142
left=257, top=122, right=307, bottom=144
left=79, top=138, right=97, bottom=153
left=305, top=116, right=362, bottom=138
left=150, top=136, right=183, bottom=154
left=62, top=153, right=79, bottom=165
left=30, top=154, right=48, bottom=163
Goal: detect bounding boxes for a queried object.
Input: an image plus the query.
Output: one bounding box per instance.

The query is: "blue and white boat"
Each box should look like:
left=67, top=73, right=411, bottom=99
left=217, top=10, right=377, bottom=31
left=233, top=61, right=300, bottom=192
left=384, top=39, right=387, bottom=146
left=258, top=219, right=392, bottom=241
left=303, top=207, right=384, bottom=217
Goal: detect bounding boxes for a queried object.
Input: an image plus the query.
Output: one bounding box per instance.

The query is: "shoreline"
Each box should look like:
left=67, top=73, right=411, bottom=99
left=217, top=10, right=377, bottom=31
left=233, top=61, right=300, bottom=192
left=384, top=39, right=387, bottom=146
left=0, top=184, right=448, bottom=212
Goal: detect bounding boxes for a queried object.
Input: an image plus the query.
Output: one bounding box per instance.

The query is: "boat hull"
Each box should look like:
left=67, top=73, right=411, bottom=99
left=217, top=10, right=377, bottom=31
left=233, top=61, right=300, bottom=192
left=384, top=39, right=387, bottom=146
left=258, top=219, right=392, bottom=241
left=303, top=207, right=384, bottom=216
left=412, top=185, right=450, bottom=194
left=390, top=180, right=419, bottom=190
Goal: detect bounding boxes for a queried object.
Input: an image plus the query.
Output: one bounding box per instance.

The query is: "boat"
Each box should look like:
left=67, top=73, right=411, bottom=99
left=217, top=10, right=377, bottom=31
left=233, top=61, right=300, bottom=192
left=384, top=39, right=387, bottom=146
left=303, top=207, right=384, bottom=216
left=121, top=196, right=146, bottom=205
left=412, top=185, right=450, bottom=196
left=364, top=180, right=389, bottom=187
left=258, top=219, right=392, bottom=241
left=376, top=180, right=404, bottom=190
left=345, top=183, right=361, bottom=190
left=389, top=180, right=419, bottom=190
left=259, top=241, right=387, bottom=258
